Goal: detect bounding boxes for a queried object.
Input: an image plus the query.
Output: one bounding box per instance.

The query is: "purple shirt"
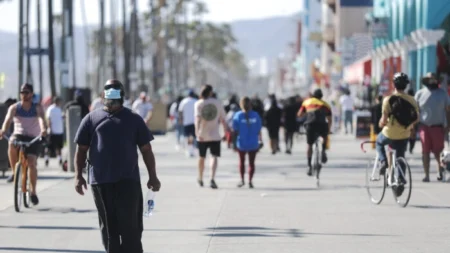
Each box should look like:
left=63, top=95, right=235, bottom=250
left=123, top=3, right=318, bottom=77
left=74, top=107, right=154, bottom=185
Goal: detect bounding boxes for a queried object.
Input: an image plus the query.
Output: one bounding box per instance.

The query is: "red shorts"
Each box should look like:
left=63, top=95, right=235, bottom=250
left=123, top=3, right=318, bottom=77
left=419, top=125, right=445, bottom=154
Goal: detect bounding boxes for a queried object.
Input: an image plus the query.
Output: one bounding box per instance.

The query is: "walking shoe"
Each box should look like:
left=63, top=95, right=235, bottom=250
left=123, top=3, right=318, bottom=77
left=237, top=181, right=245, bottom=188
left=6, top=175, right=13, bottom=183
left=422, top=177, right=430, bottom=182
left=437, top=167, right=444, bottom=181
left=321, top=152, right=328, bottom=164
left=197, top=179, right=204, bottom=187
left=307, top=166, right=313, bottom=176
left=30, top=195, right=39, bottom=205
left=210, top=180, right=218, bottom=189
left=249, top=182, right=254, bottom=189
left=286, top=150, right=291, bottom=155
left=45, top=159, right=49, bottom=167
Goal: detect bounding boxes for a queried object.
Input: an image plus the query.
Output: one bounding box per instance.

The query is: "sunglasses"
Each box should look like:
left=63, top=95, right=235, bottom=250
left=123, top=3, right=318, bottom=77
left=104, top=84, right=122, bottom=90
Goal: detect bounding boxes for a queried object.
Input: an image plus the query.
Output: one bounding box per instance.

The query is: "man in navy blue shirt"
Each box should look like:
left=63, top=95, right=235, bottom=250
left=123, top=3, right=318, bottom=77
left=74, top=79, right=161, bottom=253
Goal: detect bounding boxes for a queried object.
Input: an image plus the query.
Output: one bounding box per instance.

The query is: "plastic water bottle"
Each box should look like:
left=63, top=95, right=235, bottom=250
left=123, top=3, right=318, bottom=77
left=143, top=190, right=155, bottom=217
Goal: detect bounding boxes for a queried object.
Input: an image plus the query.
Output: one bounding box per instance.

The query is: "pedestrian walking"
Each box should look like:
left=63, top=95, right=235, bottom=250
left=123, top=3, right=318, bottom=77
left=45, top=96, right=64, bottom=166
left=415, top=72, right=450, bottom=182
left=264, top=95, right=282, bottom=154
left=74, top=79, right=161, bottom=253
left=194, top=85, right=228, bottom=189
left=283, top=96, right=299, bottom=154
left=179, top=90, right=198, bottom=157
left=339, top=90, right=354, bottom=134
left=233, top=97, right=262, bottom=188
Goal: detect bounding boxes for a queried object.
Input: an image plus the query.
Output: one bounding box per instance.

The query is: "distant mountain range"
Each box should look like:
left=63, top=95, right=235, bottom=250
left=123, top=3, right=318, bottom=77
left=0, top=13, right=298, bottom=98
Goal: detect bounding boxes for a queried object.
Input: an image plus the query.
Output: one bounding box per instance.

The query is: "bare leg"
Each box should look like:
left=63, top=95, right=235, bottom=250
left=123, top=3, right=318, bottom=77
left=8, top=143, right=19, bottom=173
left=27, top=155, right=38, bottom=195
left=422, top=153, right=430, bottom=180
left=210, top=156, right=218, bottom=180
left=198, top=157, right=205, bottom=182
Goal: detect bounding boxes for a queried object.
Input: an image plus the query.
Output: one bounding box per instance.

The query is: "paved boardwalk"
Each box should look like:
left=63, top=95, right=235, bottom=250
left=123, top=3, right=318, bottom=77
left=0, top=133, right=449, bottom=253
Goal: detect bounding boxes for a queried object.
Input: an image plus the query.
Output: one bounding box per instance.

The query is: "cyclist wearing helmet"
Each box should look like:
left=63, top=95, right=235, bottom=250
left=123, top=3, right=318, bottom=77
left=377, top=73, right=419, bottom=181
left=297, top=89, right=332, bottom=176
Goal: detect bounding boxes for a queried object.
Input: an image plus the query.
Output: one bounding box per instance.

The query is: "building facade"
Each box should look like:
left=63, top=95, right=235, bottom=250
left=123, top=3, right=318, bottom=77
left=369, top=0, right=450, bottom=92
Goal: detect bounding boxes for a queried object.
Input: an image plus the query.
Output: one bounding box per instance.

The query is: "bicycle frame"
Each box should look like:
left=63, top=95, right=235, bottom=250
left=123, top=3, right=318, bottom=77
left=3, top=135, right=41, bottom=193
left=361, top=141, right=405, bottom=186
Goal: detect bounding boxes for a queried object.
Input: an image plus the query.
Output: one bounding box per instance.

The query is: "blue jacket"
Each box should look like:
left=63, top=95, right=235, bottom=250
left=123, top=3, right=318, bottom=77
left=232, top=110, right=262, bottom=151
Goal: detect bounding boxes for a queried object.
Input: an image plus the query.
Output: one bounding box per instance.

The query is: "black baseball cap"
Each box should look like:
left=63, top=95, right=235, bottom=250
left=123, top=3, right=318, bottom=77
left=20, top=83, right=34, bottom=93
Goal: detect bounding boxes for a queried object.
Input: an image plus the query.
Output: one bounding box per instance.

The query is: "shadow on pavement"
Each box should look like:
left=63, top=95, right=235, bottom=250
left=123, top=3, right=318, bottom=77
left=206, top=226, right=275, bottom=230
left=204, top=233, right=277, bottom=237
left=35, top=207, right=97, bottom=214
left=0, top=225, right=97, bottom=230
left=38, top=175, right=72, bottom=180
left=0, top=248, right=102, bottom=253
left=410, top=205, right=450, bottom=210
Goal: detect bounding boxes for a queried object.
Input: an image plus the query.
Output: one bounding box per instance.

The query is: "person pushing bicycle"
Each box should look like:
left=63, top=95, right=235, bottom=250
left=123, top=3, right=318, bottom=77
left=0, top=83, right=47, bottom=205
left=297, top=89, right=332, bottom=176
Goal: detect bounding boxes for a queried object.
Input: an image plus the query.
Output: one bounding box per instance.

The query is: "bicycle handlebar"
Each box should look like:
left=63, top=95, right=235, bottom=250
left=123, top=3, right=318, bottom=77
left=2, top=135, right=43, bottom=148
left=360, top=141, right=375, bottom=153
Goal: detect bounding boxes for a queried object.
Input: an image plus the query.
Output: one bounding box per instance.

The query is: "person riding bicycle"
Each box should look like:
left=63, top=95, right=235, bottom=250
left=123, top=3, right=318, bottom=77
left=376, top=73, right=419, bottom=184
left=297, top=89, right=332, bottom=176
left=0, top=83, right=47, bottom=205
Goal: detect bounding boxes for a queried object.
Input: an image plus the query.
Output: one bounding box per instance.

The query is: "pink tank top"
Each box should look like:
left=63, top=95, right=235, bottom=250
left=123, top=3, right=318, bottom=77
left=13, top=102, right=41, bottom=137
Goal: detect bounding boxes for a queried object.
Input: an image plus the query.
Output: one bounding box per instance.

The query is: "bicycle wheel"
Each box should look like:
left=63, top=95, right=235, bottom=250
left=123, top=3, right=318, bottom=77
left=365, top=157, right=386, bottom=205
left=312, top=142, right=320, bottom=187
left=13, top=163, right=22, bottom=212
left=23, top=166, right=31, bottom=208
left=392, top=157, right=412, bottom=207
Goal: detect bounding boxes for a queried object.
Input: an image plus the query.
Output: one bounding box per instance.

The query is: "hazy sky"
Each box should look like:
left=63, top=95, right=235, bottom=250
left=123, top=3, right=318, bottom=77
left=0, top=0, right=302, bottom=33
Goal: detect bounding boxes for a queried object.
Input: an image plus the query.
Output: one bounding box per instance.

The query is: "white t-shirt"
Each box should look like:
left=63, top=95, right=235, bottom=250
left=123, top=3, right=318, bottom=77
left=45, top=104, right=64, bottom=134
left=132, top=99, right=153, bottom=119
left=339, top=95, right=354, bottom=111
left=178, top=97, right=197, bottom=126
left=91, top=97, right=104, bottom=111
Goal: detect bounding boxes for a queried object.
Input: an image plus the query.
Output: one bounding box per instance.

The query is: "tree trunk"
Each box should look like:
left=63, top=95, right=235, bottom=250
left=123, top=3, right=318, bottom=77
left=47, top=0, right=56, bottom=97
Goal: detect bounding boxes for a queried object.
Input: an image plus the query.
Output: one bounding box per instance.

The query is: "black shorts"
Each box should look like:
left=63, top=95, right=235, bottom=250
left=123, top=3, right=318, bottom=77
left=305, top=123, right=329, bottom=145
left=183, top=124, right=196, bottom=138
left=50, top=134, right=64, bottom=150
left=12, top=134, right=41, bottom=156
left=198, top=141, right=221, bottom=158
left=267, top=127, right=280, bottom=139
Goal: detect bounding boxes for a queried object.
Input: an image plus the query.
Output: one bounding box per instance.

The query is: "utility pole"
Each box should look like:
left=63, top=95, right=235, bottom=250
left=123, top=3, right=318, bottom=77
left=97, top=0, right=106, bottom=94
left=48, top=0, right=56, bottom=97
left=110, top=0, right=118, bottom=78
left=150, top=0, right=157, bottom=95
left=18, top=0, right=24, bottom=95
left=37, top=0, right=43, bottom=101
left=122, top=0, right=130, bottom=94
left=68, top=0, right=76, bottom=88
left=25, top=0, right=33, bottom=84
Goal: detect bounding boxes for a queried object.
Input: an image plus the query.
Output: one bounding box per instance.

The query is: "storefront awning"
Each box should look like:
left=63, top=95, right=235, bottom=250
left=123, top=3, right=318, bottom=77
left=343, top=55, right=371, bottom=85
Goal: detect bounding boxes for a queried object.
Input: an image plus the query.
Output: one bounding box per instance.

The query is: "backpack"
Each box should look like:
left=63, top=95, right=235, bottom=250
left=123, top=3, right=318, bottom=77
left=388, top=95, right=418, bottom=128
left=305, top=108, right=327, bottom=124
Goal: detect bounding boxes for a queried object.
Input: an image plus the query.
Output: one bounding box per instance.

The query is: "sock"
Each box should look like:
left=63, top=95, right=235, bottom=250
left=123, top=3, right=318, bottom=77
left=307, top=156, right=312, bottom=167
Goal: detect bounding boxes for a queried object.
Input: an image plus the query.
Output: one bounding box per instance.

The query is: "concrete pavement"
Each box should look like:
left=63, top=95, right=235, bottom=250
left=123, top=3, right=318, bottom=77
left=0, top=133, right=449, bottom=253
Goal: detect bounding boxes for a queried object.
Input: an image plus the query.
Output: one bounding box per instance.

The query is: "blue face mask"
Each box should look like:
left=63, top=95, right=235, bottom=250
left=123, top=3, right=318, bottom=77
left=104, top=88, right=122, bottom=99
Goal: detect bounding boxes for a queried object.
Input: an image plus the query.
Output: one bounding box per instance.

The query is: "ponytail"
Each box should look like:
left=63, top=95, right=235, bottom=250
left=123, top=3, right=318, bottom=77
left=240, top=97, right=252, bottom=124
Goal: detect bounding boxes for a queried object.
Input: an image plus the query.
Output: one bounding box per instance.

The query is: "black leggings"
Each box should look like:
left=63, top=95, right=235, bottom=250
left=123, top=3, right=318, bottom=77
left=92, top=179, right=144, bottom=253
left=285, top=130, right=295, bottom=151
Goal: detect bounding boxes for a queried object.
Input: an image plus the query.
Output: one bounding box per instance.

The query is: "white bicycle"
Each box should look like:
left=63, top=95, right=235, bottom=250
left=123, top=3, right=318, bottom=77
left=361, top=141, right=412, bottom=208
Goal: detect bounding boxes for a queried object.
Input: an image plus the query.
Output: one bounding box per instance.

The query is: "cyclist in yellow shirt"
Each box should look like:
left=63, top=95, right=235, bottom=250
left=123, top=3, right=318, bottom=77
left=377, top=73, right=419, bottom=176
